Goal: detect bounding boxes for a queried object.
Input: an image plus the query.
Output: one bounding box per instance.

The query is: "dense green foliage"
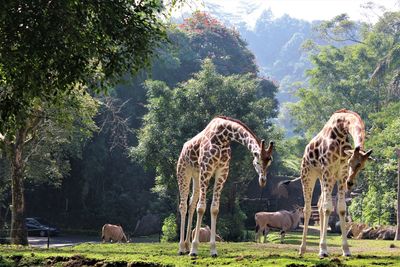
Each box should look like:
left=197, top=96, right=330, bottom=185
left=0, top=0, right=173, bottom=132
left=161, top=214, right=178, bottom=242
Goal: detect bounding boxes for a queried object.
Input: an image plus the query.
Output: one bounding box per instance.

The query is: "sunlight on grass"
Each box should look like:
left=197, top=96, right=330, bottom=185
left=1, top=232, right=400, bottom=266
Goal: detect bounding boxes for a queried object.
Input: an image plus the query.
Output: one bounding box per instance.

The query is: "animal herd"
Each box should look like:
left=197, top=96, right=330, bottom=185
left=101, top=109, right=389, bottom=259
left=177, top=109, right=377, bottom=258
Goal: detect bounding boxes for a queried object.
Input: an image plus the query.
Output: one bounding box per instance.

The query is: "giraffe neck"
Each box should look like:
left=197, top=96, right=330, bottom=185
left=332, top=110, right=365, bottom=150
left=214, top=118, right=261, bottom=154
left=231, top=125, right=260, bottom=154
left=347, top=122, right=364, bottom=149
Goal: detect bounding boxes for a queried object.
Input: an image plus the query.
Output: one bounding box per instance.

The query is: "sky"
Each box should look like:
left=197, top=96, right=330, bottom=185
left=174, top=0, right=400, bottom=28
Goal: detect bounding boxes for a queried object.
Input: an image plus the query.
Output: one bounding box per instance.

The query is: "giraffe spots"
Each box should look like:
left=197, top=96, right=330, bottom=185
left=339, top=185, right=344, bottom=190
left=309, top=151, right=314, bottom=159
left=210, top=148, right=217, bottom=155
left=339, top=211, right=345, bottom=217
left=332, top=155, right=338, bottom=161
left=333, top=127, right=344, bottom=139
left=314, top=149, right=319, bottom=160
left=190, top=153, right=197, bottom=161
left=221, top=154, right=229, bottom=162
left=310, top=143, right=314, bottom=150
left=330, top=130, right=337, bottom=140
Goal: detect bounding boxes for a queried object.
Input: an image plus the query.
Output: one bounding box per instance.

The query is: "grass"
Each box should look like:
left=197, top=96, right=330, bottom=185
left=0, top=232, right=400, bottom=266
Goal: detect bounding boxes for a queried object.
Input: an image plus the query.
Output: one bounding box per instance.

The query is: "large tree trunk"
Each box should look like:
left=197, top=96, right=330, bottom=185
left=395, top=148, right=400, bottom=240
left=10, top=129, right=28, bottom=245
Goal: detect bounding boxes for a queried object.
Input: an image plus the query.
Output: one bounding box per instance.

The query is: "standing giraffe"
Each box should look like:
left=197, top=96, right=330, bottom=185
left=283, top=109, right=372, bottom=257
left=177, top=116, right=274, bottom=257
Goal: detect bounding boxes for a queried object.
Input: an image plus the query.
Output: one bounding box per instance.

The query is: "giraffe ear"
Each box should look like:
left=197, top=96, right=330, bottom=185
left=364, top=149, right=375, bottom=161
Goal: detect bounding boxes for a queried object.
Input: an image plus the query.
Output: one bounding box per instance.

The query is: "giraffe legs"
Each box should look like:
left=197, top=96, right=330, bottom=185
left=319, top=190, right=333, bottom=257
left=190, top=168, right=211, bottom=257
left=337, top=187, right=351, bottom=256
left=319, top=168, right=334, bottom=258
left=178, top=168, right=191, bottom=255
left=210, top=166, right=229, bottom=257
left=299, top=173, right=317, bottom=256
left=184, top=173, right=200, bottom=253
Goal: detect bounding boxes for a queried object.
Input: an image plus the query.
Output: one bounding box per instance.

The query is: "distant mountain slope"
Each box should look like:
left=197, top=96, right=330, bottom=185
left=195, top=5, right=317, bottom=135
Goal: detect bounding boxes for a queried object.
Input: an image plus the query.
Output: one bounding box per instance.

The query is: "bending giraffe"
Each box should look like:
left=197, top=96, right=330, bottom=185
left=177, top=116, right=274, bottom=257
left=282, top=109, right=372, bottom=257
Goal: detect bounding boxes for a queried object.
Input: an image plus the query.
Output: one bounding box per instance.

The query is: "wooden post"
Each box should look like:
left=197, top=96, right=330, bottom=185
left=395, top=148, right=400, bottom=240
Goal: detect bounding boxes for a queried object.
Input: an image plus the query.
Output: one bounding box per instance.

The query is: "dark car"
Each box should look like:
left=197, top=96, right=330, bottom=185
left=25, top=217, right=60, bottom=237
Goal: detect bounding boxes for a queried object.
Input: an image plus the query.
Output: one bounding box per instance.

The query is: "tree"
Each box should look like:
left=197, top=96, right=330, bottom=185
left=0, top=0, right=180, bottom=129
left=131, top=59, right=280, bottom=240
left=289, top=12, right=400, bottom=138
left=0, top=0, right=183, bottom=244
left=0, top=89, right=98, bottom=244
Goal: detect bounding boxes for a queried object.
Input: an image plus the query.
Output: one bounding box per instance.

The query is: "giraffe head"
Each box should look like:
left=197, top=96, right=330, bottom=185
left=344, top=146, right=373, bottom=191
left=253, top=140, right=274, bottom=188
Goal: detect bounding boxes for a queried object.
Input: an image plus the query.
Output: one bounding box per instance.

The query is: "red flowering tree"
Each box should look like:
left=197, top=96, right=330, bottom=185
left=178, top=11, right=258, bottom=76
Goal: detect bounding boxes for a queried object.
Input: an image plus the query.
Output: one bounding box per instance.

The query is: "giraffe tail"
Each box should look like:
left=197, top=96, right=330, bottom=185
left=278, top=176, right=301, bottom=187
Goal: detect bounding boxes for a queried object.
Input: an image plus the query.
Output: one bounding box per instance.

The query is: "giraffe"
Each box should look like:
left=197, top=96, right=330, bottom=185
left=284, top=109, right=372, bottom=257
left=177, top=116, right=274, bottom=257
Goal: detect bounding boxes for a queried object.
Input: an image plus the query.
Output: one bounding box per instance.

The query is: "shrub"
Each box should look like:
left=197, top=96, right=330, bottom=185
left=161, top=214, right=178, bottom=242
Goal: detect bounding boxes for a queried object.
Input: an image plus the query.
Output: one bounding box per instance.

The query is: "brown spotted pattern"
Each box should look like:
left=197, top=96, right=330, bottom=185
left=177, top=116, right=273, bottom=257
left=298, top=109, right=372, bottom=258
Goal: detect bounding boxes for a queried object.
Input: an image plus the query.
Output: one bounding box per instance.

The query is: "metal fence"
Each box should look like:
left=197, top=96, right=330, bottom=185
left=0, top=228, right=52, bottom=248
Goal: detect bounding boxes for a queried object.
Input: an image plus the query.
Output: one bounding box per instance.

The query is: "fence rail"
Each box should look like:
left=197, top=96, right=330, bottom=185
left=0, top=229, right=52, bottom=248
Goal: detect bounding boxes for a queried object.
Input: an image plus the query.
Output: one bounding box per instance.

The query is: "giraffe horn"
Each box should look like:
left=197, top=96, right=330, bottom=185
left=267, top=141, right=274, bottom=153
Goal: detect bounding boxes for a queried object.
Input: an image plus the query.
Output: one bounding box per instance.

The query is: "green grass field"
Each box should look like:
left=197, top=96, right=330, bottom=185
left=1, top=232, right=399, bottom=266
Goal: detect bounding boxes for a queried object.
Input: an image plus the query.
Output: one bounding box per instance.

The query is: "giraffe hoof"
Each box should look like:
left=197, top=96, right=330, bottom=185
left=343, top=252, right=351, bottom=257
left=211, top=253, right=218, bottom=258
left=190, top=253, right=197, bottom=257
left=319, top=252, right=329, bottom=258
left=178, top=251, right=186, bottom=256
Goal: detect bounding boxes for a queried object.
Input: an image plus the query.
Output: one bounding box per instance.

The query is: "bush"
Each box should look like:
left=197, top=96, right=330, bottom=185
left=218, top=201, right=247, bottom=241
left=161, top=214, right=178, bottom=242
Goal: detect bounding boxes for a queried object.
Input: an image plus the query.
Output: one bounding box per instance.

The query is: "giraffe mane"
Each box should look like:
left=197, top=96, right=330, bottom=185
left=214, top=115, right=261, bottom=144
left=333, top=109, right=366, bottom=148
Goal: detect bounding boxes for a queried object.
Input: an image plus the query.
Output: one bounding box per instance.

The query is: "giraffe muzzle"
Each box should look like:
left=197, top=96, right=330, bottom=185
left=259, top=177, right=267, bottom=188
left=346, top=180, right=354, bottom=191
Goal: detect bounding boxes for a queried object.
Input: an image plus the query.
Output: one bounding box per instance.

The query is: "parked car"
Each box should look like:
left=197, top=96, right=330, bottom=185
left=25, top=217, right=60, bottom=237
